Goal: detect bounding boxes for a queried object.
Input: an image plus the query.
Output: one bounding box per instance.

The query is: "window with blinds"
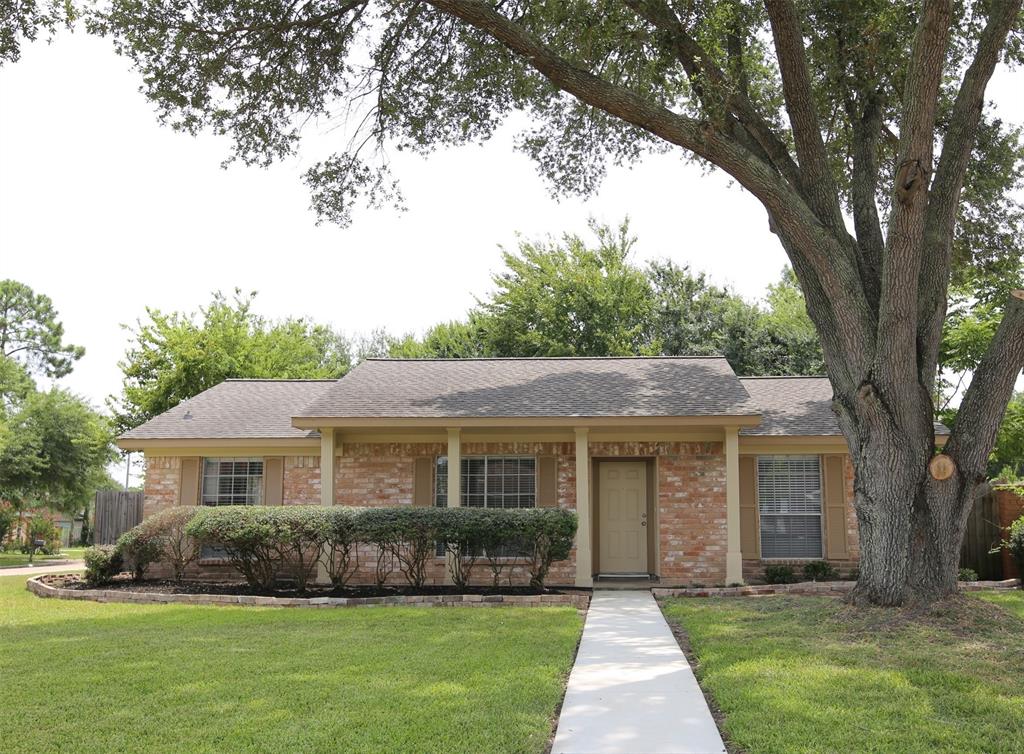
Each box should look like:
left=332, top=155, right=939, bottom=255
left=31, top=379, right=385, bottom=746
left=757, top=455, right=823, bottom=559
left=201, top=458, right=264, bottom=506
left=434, top=456, right=536, bottom=508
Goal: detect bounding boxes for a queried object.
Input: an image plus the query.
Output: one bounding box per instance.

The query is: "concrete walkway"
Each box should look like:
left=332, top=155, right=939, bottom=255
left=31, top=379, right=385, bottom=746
left=0, top=561, right=84, bottom=578
left=552, top=590, right=726, bottom=754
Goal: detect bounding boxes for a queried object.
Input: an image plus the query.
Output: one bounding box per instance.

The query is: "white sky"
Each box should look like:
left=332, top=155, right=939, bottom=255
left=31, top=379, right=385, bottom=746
left=1, top=30, right=1022, bottom=485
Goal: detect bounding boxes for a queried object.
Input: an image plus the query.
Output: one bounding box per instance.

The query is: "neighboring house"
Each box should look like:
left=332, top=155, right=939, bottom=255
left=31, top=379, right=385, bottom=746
left=116, top=357, right=947, bottom=586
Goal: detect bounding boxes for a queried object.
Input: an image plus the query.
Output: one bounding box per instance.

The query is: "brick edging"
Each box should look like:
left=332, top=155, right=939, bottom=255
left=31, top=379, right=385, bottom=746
left=25, top=575, right=590, bottom=610
left=652, top=578, right=1021, bottom=598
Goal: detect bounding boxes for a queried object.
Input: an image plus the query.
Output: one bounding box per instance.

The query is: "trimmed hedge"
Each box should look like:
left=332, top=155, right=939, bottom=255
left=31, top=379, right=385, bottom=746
left=172, top=505, right=576, bottom=591
left=135, top=507, right=202, bottom=581
left=84, top=545, right=124, bottom=587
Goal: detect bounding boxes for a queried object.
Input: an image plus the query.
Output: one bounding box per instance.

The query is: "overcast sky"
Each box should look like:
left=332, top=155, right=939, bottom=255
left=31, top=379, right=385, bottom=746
left=1, top=30, right=1022, bottom=484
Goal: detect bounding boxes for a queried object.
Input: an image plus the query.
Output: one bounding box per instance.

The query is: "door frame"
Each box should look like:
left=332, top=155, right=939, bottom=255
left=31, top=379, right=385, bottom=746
left=591, top=457, right=659, bottom=577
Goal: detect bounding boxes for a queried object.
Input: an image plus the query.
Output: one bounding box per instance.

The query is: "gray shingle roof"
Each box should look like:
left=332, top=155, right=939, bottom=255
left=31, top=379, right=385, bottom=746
left=119, top=380, right=334, bottom=441
left=738, top=377, right=950, bottom=437
left=297, top=357, right=761, bottom=419
left=738, top=377, right=840, bottom=436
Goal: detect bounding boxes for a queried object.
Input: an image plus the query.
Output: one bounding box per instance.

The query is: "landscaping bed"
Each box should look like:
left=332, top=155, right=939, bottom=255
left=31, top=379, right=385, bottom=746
left=660, top=592, right=1024, bottom=754
left=30, top=573, right=591, bottom=610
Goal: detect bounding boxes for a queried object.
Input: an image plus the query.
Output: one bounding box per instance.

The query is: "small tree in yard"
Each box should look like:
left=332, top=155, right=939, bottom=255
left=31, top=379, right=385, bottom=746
left=1006, top=516, right=1024, bottom=589
left=77, top=1, right=1024, bottom=606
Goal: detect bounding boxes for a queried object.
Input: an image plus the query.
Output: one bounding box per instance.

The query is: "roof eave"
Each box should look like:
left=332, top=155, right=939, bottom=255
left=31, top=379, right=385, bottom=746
left=291, top=414, right=763, bottom=429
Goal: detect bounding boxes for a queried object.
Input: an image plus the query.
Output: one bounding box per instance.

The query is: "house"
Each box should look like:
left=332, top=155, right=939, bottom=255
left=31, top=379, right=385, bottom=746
left=117, top=356, right=921, bottom=586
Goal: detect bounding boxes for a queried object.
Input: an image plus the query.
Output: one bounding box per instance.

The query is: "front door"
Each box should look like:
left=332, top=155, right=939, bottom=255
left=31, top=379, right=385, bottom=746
left=598, top=462, right=648, bottom=574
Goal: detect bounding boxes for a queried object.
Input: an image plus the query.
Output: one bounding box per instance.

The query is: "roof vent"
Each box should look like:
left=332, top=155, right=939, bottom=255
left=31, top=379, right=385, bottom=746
left=183, top=410, right=193, bottom=420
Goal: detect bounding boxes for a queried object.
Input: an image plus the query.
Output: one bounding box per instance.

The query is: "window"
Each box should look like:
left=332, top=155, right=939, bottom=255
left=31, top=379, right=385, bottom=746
left=201, top=458, right=264, bottom=506
left=200, top=458, right=263, bottom=559
left=435, top=456, right=536, bottom=508
left=757, top=455, right=823, bottom=559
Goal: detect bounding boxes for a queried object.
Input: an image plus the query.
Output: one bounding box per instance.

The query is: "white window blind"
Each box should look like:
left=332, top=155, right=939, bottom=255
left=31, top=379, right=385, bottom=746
left=202, top=458, right=264, bottom=506
left=435, top=456, right=536, bottom=508
left=757, top=455, right=823, bottom=559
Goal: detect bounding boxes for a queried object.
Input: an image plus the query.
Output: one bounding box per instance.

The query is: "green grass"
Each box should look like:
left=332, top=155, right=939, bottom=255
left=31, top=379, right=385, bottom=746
left=0, top=546, right=86, bottom=568
left=0, top=575, right=582, bottom=753
left=661, top=594, right=1024, bottom=754
left=975, top=588, right=1024, bottom=619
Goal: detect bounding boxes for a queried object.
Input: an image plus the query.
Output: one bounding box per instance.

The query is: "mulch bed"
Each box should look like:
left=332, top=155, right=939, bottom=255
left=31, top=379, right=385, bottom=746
left=45, top=573, right=574, bottom=599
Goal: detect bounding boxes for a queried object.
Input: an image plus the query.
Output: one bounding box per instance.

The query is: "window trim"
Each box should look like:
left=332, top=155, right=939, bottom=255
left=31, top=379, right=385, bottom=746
left=755, top=454, right=825, bottom=561
left=200, top=457, right=265, bottom=507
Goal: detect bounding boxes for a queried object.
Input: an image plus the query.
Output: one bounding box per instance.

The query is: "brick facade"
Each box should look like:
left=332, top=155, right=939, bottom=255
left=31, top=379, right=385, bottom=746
left=996, top=487, right=1024, bottom=579
left=141, top=441, right=859, bottom=586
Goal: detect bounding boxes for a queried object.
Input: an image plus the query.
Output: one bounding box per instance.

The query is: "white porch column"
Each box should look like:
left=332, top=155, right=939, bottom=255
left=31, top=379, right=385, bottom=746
left=320, top=428, right=335, bottom=506
left=574, top=427, right=593, bottom=587
left=725, top=426, right=744, bottom=585
left=446, top=428, right=461, bottom=508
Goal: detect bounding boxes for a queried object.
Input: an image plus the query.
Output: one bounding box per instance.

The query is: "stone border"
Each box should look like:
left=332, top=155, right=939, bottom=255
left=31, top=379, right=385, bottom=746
left=26, top=575, right=590, bottom=610
left=653, top=578, right=1021, bottom=598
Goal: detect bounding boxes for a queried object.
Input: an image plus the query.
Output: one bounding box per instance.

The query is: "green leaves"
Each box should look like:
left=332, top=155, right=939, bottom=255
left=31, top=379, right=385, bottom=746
left=111, top=289, right=351, bottom=432
left=0, top=279, right=84, bottom=379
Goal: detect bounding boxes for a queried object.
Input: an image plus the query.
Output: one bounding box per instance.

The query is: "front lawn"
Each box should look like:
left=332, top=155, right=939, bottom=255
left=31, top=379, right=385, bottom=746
left=0, top=547, right=85, bottom=568
left=975, top=588, right=1024, bottom=619
left=0, top=575, right=582, bottom=753
left=661, top=593, right=1024, bottom=754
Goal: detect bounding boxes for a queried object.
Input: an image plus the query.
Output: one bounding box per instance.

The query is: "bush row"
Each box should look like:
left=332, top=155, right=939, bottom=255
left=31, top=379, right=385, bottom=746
left=86, top=505, right=578, bottom=592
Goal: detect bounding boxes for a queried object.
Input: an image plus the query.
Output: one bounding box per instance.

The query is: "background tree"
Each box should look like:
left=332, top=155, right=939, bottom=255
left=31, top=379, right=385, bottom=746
left=0, top=1, right=73, bottom=65
left=0, top=279, right=84, bottom=378
left=112, top=290, right=352, bottom=432
left=0, top=388, right=116, bottom=518
left=479, top=220, right=658, bottom=357
left=89, top=1, right=1024, bottom=606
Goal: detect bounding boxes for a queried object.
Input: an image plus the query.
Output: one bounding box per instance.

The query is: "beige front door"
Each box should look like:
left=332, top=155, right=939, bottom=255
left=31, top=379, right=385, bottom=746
left=598, top=462, right=648, bottom=574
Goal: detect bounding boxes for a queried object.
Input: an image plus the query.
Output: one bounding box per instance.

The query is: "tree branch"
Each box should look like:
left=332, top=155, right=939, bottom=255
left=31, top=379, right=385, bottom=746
left=847, top=92, right=886, bottom=308
left=917, top=0, right=1023, bottom=385
left=764, top=0, right=845, bottom=233
left=621, top=0, right=804, bottom=192
left=426, top=0, right=875, bottom=384
left=946, top=290, right=1024, bottom=481
left=874, top=0, right=952, bottom=406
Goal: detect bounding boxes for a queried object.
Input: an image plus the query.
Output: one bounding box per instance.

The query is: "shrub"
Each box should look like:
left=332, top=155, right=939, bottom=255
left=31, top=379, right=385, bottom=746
left=802, top=560, right=839, bottom=582
left=322, top=507, right=360, bottom=588
left=116, top=527, right=163, bottom=581
left=27, top=517, right=61, bottom=554
left=135, top=507, right=201, bottom=581
left=353, top=507, right=401, bottom=587
left=518, top=509, right=577, bottom=589
left=764, top=564, right=798, bottom=584
left=436, top=507, right=487, bottom=589
left=84, top=545, right=123, bottom=587
left=957, top=567, right=979, bottom=582
left=186, top=506, right=327, bottom=591
left=1006, top=516, right=1024, bottom=589
left=0, top=507, right=16, bottom=549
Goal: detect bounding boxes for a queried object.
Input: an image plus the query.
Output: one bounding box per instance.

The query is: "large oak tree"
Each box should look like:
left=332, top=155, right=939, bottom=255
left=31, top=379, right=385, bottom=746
left=83, top=0, right=1024, bottom=605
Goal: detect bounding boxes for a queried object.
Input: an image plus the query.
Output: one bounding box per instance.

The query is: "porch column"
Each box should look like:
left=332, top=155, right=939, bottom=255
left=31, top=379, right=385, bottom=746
left=725, top=426, right=744, bottom=584
left=320, top=428, right=335, bottom=506
left=574, top=427, right=593, bottom=587
left=446, top=428, right=461, bottom=508
left=316, top=428, right=336, bottom=584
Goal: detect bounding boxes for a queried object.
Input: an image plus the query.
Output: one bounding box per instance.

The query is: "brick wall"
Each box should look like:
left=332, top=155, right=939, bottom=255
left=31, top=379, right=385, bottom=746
left=142, top=457, right=180, bottom=519
left=997, top=487, right=1024, bottom=579
left=284, top=456, right=320, bottom=505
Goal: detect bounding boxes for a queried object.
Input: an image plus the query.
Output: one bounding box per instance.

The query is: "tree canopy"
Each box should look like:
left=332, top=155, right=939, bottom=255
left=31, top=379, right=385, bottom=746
left=112, top=290, right=352, bottom=432
left=16, top=1, right=1024, bottom=604
left=0, top=279, right=84, bottom=378
left=390, top=219, right=825, bottom=374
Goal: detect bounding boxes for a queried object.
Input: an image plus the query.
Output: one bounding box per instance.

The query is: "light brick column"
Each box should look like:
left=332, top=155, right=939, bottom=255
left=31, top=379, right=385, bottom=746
left=444, top=428, right=461, bottom=585
left=575, top=428, right=593, bottom=587
left=725, top=426, right=744, bottom=584
left=320, top=429, right=335, bottom=506
left=317, top=428, right=336, bottom=584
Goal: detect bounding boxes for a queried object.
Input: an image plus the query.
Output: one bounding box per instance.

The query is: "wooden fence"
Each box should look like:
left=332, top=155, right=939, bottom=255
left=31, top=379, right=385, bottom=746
left=960, top=489, right=1003, bottom=580
left=93, top=491, right=144, bottom=545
